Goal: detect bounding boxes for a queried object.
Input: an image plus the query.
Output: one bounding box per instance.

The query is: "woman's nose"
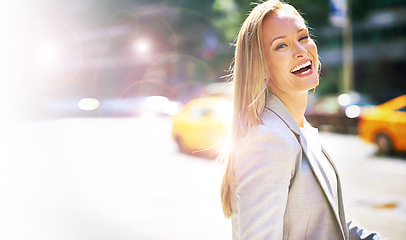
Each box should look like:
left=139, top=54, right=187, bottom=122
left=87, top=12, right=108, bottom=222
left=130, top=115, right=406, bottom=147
left=293, top=43, right=307, bottom=58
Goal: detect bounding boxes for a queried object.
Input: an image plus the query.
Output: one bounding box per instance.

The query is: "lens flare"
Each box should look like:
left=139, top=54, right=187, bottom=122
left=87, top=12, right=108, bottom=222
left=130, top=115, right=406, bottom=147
left=132, top=38, right=152, bottom=54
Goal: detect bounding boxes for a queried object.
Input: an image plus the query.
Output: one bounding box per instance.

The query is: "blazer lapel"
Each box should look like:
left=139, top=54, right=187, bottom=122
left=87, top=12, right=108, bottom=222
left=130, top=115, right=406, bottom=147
left=298, top=136, right=346, bottom=238
left=265, top=92, right=347, bottom=239
left=322, top=147, right=350, bottom=240
left=299, top=134, right=338, bottom=212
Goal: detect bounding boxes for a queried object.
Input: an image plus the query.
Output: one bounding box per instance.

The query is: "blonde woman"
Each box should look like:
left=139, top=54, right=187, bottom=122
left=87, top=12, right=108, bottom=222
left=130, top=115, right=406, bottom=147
left=220, top=1, right=387, bottom=239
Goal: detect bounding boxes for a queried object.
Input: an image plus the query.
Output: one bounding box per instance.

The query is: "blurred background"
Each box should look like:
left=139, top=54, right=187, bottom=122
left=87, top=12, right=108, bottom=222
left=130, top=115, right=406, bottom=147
left=1, top=0, right=405, bottom=239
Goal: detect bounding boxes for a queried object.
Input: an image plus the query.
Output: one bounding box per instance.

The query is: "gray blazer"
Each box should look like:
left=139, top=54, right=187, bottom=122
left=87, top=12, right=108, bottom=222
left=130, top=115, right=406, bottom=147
left=230, top=93, right=384, bottom=240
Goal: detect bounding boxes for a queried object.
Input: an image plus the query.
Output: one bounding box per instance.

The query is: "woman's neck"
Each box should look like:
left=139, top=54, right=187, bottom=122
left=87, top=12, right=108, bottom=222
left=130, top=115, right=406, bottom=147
left=274, top=90, right=308, bottom=127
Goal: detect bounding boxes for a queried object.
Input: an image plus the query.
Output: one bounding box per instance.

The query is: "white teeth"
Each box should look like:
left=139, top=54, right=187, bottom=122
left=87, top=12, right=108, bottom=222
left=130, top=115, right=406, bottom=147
left=291, top=61, right=311, bottom=73
left=301, top=68, right=311, bottom=75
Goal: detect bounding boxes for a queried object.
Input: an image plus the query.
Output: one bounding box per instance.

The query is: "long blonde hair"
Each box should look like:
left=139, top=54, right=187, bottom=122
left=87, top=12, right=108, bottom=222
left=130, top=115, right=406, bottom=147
left=220, top=0, right=305, bottom=218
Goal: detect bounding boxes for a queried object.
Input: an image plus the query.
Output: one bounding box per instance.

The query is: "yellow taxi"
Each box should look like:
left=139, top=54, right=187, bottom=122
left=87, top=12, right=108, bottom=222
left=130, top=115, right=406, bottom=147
left=172, top=96, right=232, bottom=157
left=358, top=95, right=406, bottom=154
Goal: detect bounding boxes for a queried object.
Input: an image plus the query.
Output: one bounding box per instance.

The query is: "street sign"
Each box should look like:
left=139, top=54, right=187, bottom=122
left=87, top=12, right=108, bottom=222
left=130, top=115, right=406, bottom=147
left=330, top=0, right=348, bottom=27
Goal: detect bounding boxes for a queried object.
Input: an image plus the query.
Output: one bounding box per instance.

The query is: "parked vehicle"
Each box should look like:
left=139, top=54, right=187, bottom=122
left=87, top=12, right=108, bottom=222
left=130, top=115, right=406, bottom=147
left=305, top=92, right=376, bottom=133
left=358, top=95, right=406, bottom=155
left=171, top=96, right=232, bottom=157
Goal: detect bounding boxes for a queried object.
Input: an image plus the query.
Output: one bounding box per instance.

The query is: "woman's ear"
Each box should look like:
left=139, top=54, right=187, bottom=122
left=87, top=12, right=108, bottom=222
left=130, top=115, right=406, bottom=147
left=317, top=58, right=322, bottom=74
left=265, top=77, right=271, bottom=89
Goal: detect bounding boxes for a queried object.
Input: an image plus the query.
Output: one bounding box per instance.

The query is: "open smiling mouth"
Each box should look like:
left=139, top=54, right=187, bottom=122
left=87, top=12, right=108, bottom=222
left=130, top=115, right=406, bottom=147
left=290, top=61, right=312, bottom=76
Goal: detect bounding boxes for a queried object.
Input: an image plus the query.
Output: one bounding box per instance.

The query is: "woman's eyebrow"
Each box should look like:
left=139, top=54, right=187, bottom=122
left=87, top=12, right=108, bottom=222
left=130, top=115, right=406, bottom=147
left=270, top=28, right=308, bottom=45
left=271, top=35, right=286, bottom=45
left=298, top=28, right=307, bottom=33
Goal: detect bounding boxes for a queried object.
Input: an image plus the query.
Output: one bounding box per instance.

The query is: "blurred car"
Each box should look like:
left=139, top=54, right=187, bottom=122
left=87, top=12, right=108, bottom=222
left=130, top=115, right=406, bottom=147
left=358, top=95, right=406, bottom=155
left=172, top=96, right=232, bottom=156
left=305, top=92, right=376, bottom=133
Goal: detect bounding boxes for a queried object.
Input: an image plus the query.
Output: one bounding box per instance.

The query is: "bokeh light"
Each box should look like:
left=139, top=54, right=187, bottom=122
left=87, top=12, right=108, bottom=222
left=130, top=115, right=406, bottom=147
left=345, top=105, right=361, bottom=118
left=338, top=93, right=351, bottom=106
left=78, top=98, right=100, bottom=111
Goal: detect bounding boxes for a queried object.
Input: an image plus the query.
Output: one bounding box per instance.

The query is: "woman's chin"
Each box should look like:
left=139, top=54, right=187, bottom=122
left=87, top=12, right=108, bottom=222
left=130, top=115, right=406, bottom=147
left=304, top=75, right=319, bottom=91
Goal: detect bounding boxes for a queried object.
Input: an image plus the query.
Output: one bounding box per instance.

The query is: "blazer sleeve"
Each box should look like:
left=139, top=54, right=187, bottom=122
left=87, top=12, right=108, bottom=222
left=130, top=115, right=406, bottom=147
left=347, top=221, right=389, bottom=240
left=233, top=123, right=301, bottom=239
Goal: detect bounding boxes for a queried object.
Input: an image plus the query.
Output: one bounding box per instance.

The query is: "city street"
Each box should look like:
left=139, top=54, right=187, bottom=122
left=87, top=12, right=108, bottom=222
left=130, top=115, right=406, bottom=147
left=1, top=116, right=405, bottom=240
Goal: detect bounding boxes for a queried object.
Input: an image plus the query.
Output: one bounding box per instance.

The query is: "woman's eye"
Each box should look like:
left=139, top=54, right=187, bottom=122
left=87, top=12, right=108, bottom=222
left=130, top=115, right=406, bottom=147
left=276, top=43, right=287, bottom=50
left=299, top=35, right=309, bottom=41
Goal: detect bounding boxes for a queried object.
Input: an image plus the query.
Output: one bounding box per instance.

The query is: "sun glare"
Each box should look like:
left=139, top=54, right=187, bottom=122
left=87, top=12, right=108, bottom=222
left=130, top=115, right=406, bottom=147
left=132, top=38, right=152, bottom=54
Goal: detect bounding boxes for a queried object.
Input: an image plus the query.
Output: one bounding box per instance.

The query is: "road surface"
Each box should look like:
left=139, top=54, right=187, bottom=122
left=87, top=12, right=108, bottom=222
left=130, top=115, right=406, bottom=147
left=1, top=116, right=404, bottom=239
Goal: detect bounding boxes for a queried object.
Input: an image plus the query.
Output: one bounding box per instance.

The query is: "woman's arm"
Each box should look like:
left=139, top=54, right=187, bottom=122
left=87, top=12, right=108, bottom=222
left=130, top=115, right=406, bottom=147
left=234, top=123, right=300, bottom=239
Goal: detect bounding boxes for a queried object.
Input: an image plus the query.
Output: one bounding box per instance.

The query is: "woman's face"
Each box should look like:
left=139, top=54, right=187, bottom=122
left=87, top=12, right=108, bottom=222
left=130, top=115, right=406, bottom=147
left=262, top=9, right=319, bottom=96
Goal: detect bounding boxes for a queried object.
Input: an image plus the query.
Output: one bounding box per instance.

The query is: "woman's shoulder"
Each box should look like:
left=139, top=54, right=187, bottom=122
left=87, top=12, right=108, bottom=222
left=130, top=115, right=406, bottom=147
left=234, top=108, right=301, bottom=182
left=248, top=107, right=297, bottom=143
left=239, top=108, right=301, bottom=160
